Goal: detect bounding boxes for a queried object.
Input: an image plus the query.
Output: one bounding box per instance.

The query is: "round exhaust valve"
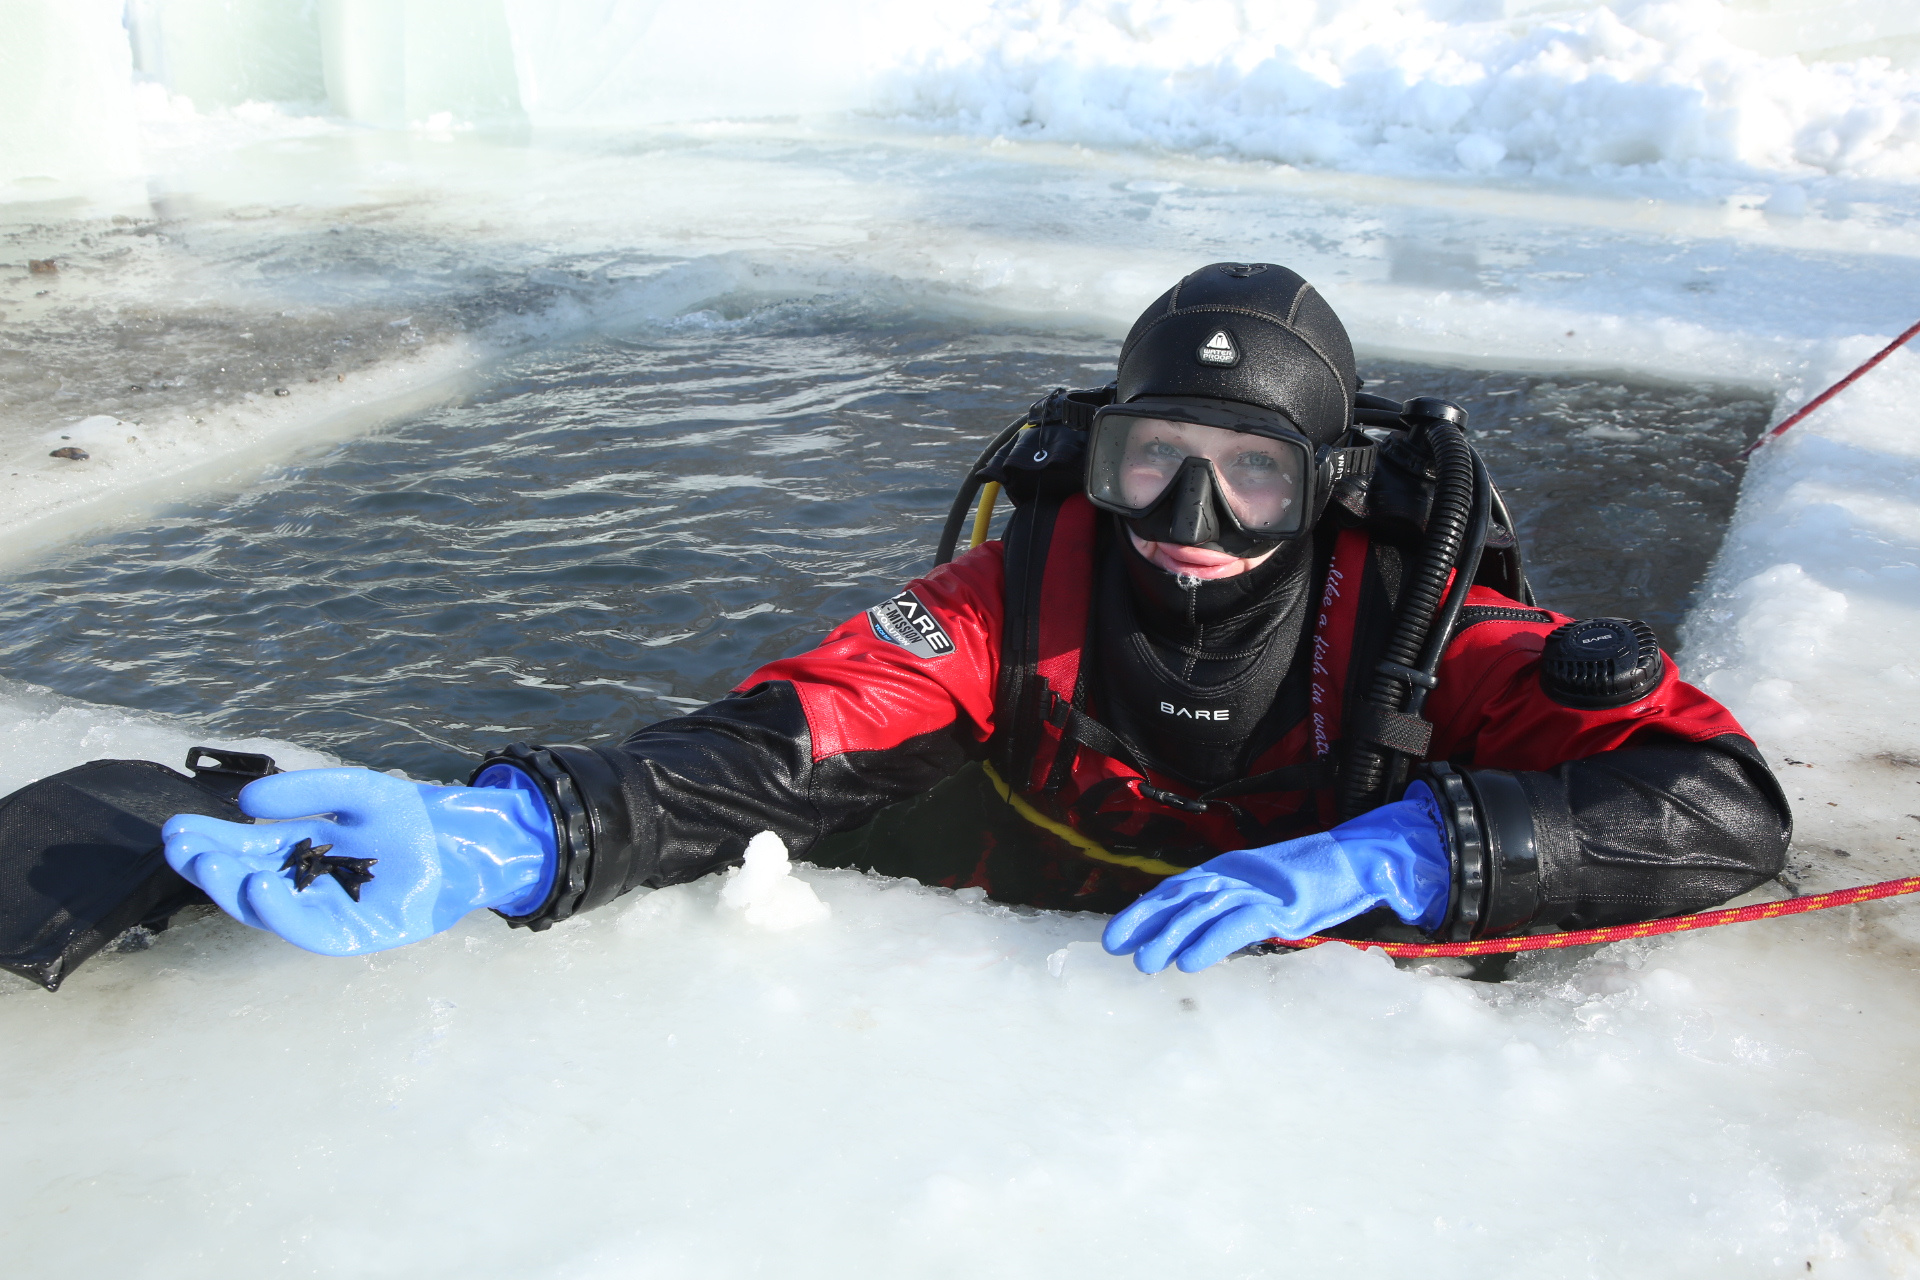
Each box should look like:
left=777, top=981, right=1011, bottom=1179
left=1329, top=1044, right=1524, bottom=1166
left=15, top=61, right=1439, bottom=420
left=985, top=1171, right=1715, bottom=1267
left=1539, top=617, right=1664, bottom=708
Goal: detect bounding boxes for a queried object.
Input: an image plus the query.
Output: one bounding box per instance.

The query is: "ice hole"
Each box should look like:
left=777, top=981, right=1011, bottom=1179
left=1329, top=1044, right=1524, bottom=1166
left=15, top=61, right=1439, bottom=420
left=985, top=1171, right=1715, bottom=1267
left=0, top=322, right=1769, bottom=784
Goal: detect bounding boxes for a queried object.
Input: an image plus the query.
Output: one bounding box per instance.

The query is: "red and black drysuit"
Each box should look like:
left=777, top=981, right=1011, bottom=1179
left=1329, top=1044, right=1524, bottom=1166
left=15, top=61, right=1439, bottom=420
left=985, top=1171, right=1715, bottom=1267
left=483, top=496, right=1791, bottom=941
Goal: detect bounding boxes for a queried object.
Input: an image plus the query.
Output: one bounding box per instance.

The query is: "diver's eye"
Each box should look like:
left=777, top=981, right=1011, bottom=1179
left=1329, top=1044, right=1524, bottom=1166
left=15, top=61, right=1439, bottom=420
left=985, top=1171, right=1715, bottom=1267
left=1140, top=440, right=1184, bottom=463
left=1232, top=451, right=1280, bottom=472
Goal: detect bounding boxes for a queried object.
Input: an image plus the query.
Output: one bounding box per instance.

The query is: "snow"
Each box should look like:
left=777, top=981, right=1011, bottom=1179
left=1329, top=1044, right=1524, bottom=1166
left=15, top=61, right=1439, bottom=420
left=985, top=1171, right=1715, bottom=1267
left=719, top=832, right=833, bottom=930
left=8, top=832, right=1920, bottom=1275
left=887, top=0, right=1920, bottom=186
left=1683, top=337, right=1920, bottom=888
left=2, top=0, right=1920, bottom=1273
left=14, top=1, right=1920, bottom=196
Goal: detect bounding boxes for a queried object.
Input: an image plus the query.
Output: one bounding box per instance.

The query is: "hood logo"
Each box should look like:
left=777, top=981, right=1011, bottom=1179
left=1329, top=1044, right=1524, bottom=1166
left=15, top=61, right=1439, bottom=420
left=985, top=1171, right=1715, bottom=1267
left=1221, top=263, right=1267, bottom=278
left=1197, top=329, right=1240, bottom=368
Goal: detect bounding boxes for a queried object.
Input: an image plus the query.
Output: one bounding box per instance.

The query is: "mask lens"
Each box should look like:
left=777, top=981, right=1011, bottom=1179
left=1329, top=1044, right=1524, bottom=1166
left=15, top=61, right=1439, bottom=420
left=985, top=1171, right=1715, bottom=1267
left=1089, top=413, right=1307, bottom=534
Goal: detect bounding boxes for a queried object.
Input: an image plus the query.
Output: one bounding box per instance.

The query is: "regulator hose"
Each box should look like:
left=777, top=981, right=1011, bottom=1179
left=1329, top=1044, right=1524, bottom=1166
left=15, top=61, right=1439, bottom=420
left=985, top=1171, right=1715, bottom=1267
left=934, top=415, right=1028, bottom=566
left=1386, top=447, right=1492, bottom=799
left=1338, top=399, right=1479, bottom=818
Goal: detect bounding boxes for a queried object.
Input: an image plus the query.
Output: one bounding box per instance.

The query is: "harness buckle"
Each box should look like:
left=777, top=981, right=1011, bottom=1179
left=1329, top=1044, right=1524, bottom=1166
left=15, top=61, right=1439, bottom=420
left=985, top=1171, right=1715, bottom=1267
left=1139, top=782, right=1210, bottom=814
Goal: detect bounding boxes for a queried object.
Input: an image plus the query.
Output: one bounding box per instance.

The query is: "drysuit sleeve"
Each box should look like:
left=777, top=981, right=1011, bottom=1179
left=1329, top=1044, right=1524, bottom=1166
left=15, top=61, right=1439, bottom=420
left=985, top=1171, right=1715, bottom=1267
left=1415, top=591, right=1792, bottom=938
left=472, top=543, right=1008, bottom=929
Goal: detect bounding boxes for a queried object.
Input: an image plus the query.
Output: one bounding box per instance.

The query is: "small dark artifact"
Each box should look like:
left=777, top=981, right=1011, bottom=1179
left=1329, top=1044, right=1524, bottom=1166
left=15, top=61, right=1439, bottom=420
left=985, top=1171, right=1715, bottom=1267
left=280, top=838, right=377, bottom=902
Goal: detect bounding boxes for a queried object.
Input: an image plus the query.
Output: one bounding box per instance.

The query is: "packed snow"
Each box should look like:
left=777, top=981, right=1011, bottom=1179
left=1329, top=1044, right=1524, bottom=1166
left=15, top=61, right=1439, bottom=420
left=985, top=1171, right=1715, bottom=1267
left=3, top=0, right=1920, bottom=1275
left=889, top=0, right=1920, bottom=186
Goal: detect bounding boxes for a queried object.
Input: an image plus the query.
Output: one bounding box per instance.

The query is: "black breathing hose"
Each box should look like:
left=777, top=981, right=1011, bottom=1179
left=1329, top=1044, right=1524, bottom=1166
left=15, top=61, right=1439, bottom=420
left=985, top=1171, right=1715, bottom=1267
left=1337, top=399, right=1480, bottom=818
left=1379, top=447, right=1492, bottom=798
left=934, top=415, right=1028, bottom=566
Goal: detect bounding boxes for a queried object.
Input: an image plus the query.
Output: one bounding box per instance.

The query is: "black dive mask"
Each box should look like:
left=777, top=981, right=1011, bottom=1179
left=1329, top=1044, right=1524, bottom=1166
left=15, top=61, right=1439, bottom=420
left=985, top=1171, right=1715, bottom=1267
left=1084, top=397, right=1372, bottom=557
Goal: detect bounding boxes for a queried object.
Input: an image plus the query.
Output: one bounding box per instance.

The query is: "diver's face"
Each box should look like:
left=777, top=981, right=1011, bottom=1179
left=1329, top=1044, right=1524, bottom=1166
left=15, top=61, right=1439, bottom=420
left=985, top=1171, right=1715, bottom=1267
left=1117, top=417, right=1292, bottom=579
left=1115, top=418, right=1302, bottom=532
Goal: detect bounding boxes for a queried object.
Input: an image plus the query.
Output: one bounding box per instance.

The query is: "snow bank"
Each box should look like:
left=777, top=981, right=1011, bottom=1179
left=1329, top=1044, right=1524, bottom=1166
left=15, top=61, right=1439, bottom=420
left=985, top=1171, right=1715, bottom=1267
left=10, top=0, right=1920, bottom=197
left=887, top=0, right=1920, bottom=185
left=1682, top=336, right=1920, bottom=888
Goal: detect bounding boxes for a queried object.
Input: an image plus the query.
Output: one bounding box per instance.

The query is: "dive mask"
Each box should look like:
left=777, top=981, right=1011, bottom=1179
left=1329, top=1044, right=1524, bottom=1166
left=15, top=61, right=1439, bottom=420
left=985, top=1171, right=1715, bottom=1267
left=1084, top=397, right=1372, bottom=556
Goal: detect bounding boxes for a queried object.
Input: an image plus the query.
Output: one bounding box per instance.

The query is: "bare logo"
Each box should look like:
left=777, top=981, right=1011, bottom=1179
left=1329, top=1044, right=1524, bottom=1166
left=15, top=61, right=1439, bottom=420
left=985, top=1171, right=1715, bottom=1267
left=1197, top=329, right=1239, bottom=367
left=1160, top=702, right=1230, bottom=721
left=867, top=589, right=955, bottom=660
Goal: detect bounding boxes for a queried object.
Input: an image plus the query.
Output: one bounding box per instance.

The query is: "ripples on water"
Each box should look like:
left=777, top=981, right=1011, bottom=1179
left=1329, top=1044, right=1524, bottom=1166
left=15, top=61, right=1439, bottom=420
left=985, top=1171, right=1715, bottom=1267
left=0, top=307, right=1767, bottom=780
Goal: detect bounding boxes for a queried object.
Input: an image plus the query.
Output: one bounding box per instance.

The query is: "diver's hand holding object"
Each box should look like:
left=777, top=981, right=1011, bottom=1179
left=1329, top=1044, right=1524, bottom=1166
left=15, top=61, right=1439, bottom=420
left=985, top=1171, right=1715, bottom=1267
left=1102, top=782, right=1452, bottom=973
left=161, top=765, right=556, bottom=956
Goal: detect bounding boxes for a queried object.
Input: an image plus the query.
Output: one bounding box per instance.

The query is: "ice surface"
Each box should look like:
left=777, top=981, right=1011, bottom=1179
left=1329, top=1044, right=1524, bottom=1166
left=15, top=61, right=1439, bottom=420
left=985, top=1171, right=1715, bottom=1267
left=6, top=761, right=1920, bottom=1273
left=0, top=0, right=141, bottom=193
left=1683, top=338, right=1920, bottom=890
left=3, top=0, right=1920, bottom=1273
left=0, top=680, right=335, bottom=796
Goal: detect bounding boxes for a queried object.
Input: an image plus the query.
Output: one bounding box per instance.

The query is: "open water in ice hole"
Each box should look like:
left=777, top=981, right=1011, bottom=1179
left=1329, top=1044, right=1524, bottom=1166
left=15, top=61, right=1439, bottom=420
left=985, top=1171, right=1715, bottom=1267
left=0, top=310, right=1769, bottom=782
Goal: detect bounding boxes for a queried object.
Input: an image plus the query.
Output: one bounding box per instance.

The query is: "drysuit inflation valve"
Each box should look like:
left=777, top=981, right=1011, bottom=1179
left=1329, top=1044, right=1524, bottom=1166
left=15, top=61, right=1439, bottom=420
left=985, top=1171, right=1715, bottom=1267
left=1539, top=617, right=1663, bottom=708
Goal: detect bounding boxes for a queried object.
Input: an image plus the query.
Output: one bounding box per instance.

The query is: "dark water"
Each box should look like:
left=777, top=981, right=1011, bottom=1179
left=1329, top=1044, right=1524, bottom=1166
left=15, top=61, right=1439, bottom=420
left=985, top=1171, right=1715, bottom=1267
left=0, top=308, right=1768, bottom=781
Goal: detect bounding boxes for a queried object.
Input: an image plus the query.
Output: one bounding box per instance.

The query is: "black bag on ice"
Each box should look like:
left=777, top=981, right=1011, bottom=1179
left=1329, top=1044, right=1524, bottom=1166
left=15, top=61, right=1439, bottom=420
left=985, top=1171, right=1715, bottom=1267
left=0, top=747, right=278, bottom=991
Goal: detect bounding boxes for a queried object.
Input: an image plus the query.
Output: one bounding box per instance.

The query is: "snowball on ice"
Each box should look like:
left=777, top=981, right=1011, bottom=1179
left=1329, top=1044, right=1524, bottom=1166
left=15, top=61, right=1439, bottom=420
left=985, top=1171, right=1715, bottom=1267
left=718, top=831, right=831, bottom=930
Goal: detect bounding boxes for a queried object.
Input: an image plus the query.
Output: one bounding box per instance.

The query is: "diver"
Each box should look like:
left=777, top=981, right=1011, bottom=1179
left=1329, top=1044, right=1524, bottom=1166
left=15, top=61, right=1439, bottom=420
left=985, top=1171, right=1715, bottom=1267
left=157, top=263, right=1792, bottom=974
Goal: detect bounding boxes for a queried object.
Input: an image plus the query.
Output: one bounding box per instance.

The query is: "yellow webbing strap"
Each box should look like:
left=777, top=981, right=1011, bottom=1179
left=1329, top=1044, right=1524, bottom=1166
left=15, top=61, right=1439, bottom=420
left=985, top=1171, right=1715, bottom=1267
left=980, top=760, right=1191, bottom=879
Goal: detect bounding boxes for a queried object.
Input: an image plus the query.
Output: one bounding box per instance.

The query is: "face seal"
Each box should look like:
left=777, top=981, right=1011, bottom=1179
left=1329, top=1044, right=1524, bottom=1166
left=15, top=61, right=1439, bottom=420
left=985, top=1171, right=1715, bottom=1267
left=1085, top=397, right=1374, bottom=557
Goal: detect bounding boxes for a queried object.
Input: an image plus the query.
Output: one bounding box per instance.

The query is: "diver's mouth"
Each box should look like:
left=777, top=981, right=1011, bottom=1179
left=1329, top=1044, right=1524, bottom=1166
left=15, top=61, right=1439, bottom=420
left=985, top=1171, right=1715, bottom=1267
left=1126, top=531, right=1275, bottom=581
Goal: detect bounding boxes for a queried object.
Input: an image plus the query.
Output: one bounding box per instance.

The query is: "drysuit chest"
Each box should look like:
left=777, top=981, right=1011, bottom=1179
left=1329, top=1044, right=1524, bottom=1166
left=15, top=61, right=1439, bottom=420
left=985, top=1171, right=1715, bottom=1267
left=988, top=495, right=1397, bottom=846
left=1084, top=528, right=1320, bottom=792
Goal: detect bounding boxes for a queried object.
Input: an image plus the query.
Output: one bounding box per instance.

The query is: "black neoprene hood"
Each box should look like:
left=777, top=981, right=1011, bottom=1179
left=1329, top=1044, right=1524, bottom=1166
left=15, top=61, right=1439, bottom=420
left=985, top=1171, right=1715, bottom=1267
left=1115, top=262, right=1358, bottom=447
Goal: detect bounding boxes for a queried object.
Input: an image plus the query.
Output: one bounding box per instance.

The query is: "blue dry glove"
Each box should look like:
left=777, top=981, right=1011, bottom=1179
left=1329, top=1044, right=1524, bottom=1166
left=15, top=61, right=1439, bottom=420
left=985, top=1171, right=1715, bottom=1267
left=161, top=764, right=556, bottom=956
left=1102, top=782, right=1453, bottom=974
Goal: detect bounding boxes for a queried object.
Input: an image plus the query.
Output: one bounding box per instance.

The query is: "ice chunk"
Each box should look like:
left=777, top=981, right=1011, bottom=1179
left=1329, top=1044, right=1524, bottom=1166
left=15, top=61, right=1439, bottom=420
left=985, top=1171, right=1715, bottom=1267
left=718, top=831, right=831, bottom=930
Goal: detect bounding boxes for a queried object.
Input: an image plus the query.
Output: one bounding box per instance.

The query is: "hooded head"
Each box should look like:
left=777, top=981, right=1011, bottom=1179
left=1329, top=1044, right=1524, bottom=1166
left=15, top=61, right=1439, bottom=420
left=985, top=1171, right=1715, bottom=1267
left=1115, top=262, right=1356, bottom=448
left=1094, top=264, right=1359, bottom=564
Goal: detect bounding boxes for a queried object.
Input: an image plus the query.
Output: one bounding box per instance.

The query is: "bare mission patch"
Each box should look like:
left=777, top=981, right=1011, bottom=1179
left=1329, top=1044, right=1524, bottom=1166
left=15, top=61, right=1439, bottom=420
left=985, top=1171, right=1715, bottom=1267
left=868, top=590, right=955, bottom=660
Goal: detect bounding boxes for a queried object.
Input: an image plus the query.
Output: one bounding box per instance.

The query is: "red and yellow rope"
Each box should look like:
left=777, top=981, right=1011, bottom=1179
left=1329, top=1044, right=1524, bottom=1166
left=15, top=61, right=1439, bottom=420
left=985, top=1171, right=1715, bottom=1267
left=1272, top=875, right=1920, bottom=958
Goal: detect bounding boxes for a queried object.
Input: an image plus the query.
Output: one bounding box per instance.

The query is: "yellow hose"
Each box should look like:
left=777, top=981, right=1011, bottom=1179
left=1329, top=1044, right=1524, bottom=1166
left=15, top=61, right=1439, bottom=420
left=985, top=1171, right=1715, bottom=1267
left=966, top=422, right=1037, bottom=551
left=967, top=481, right=1002, bottom=550
left=980, top=760, right=1192, bottom=878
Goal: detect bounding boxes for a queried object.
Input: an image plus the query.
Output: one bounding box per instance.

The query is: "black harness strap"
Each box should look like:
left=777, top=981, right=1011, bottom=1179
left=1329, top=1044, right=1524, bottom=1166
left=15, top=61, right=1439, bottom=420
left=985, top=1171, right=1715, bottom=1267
left=989, top=496, right=1060, bottom=790
left=1348, top=701, right=1435, bottom=757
